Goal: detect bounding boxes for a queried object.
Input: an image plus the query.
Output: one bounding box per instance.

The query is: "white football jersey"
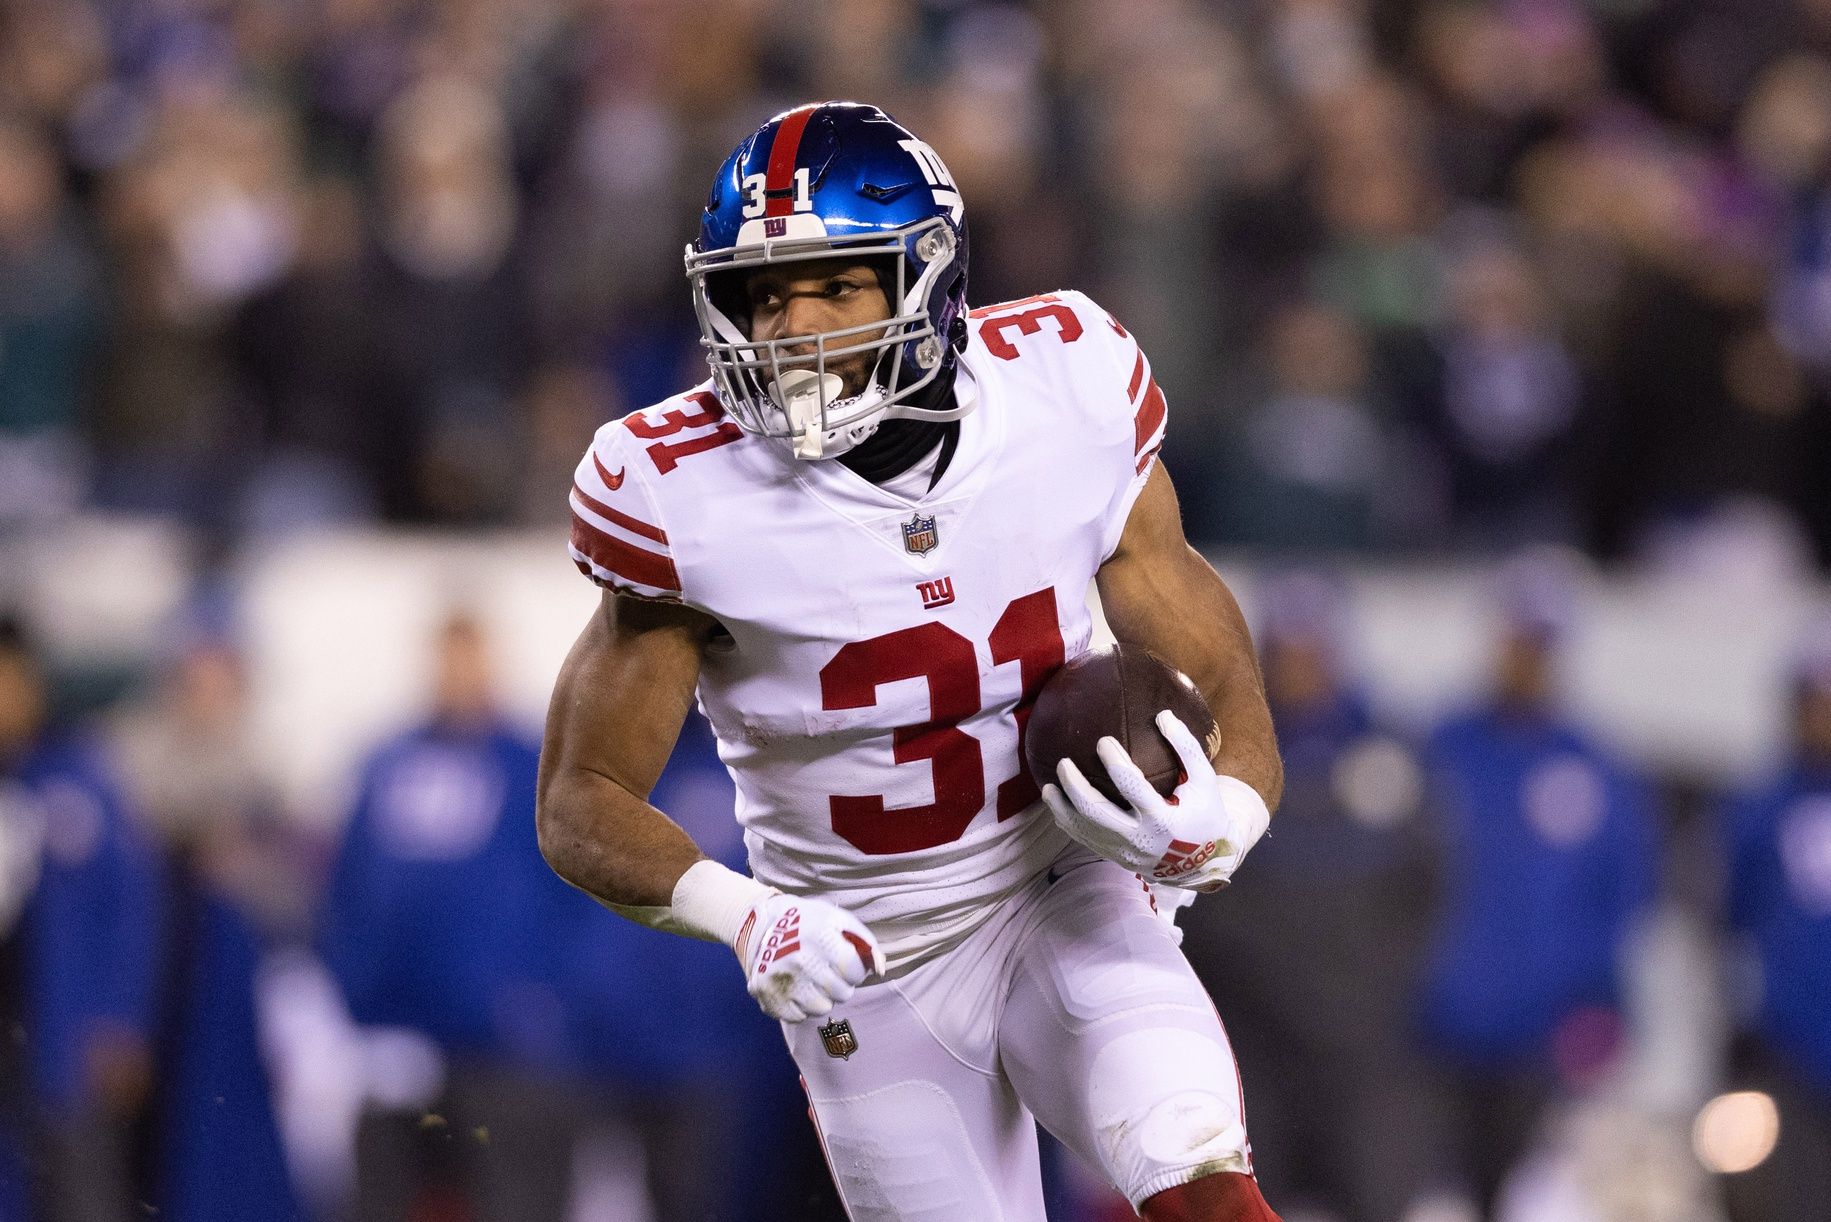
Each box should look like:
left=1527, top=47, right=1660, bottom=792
left=568, top=291, right=1170, bottom=970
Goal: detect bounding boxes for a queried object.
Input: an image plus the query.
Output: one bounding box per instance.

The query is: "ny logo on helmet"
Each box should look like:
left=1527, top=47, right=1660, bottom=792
left=898, top=138, right=963, bottom=222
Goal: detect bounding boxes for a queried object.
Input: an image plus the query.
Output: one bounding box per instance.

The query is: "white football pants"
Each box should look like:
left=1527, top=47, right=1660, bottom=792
left=784, top=848, right=1254, bottom=1220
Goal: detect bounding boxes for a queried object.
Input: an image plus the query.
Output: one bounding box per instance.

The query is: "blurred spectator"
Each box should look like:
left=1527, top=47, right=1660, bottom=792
left=1413, top=1, right=1606, bottom=202
left=1747, top=56, right=1831, bottom=375
left=231, top=176, right=386, bottom=535
left=1219, top=301, right=1405, bottom=552
left=1187, top=571, right=1447, bottom=1222
left=1718, top=619, right=1831, bottom=1222
left=107, top=595, right=305, bottom=1218
left=362, top=74, right=535, bottom=524
left=0, top=118, right=99, bottom=527
left=87, top=87, right=303, bottom=534
left=1743, top=54, right=1831, bottom=567
left=1415, top=556, right=1659, bottom=1215
left=316, top=611, right=577, bottom=1222
left=111, top=598, right=278, bottom=859
left=0, top=613, right=161, bottom=1222
left=154, top=888, right=302, bottom=1222
left=1425, top=230, right=1584, bottom=551
left=1306, top=74, right=1444, bottom=338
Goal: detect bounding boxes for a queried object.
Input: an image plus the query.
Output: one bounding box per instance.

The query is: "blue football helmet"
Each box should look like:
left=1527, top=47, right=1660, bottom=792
left=686, top=102, right=971, bottom=459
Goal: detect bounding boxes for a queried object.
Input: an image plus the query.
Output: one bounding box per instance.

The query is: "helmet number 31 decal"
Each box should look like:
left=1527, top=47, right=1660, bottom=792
left=741, top=167, right=812, bottom=219
left=898, top=139, right=964, bottom=223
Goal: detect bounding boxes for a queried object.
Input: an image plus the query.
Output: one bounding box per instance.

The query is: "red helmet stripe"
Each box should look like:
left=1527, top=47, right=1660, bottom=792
left=763, top=104, right=819, bottom=217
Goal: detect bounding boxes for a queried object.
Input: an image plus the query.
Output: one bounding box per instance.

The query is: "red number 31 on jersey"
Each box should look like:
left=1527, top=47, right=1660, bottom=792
left=819, top=588, right=1065, bottom=855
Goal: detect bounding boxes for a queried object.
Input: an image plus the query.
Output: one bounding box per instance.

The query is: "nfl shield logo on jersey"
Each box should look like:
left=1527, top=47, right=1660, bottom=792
left=819, top=1018, right=859, bottom=1060
left=902, top=513, right=939, bottom=555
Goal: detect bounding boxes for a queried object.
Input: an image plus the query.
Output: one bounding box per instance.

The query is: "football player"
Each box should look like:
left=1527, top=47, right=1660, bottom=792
left=538, top=102, right=1284, bottom=1221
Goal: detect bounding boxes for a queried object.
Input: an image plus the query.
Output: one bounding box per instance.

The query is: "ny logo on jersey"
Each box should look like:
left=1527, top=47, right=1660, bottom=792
left=902, top=513, right=939, bottom=555
left=917, top=576, right=955, bottom=610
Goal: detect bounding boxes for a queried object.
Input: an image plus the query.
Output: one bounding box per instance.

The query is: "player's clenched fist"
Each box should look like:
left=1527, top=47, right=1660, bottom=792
left=669, top=860, right=884, bottom=1023
left=737, top=891, right=884, bottom=1022
left=1042, top=711, right=1271, bottom=893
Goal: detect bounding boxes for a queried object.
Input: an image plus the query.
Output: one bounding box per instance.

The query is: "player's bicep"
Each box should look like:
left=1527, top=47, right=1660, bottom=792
left=1096, top=465, right=1256, bottom=714
left=539, top=589, right=715, bottom=805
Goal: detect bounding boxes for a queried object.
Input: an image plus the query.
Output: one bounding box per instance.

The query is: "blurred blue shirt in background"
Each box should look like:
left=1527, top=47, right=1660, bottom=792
left=1421, top=707, right=1657, bottom=1067
left=1725, top=762, right=1831, bottom=1095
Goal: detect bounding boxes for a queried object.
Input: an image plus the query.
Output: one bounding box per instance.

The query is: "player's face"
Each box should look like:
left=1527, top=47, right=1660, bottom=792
left=745, top=258, right=893, bottom=399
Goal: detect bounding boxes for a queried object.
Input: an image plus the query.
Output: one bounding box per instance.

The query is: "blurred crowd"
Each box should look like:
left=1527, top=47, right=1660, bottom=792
left=0, top=0, right=1830, bottom=563
left=1, top=600, right=845, bottom=1222
left=6, top=0, right=1831, bottom=1219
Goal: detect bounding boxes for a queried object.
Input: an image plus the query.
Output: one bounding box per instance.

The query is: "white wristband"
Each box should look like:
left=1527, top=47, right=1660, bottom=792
left=669, top=859, right=774, bottom=949
left=1215, top=774, right=1272, bottom=854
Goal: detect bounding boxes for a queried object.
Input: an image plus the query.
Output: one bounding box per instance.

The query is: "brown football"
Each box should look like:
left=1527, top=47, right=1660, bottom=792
left=1024, top=644, right=1218, bottom=806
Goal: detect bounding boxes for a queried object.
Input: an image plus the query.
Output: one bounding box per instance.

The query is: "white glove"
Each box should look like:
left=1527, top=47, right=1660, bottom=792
left=670, top=859, right=885, bottom=1023
left=736, top=891, right=885, bottom=1023
left=1041, top=711, right=1270, bottom=893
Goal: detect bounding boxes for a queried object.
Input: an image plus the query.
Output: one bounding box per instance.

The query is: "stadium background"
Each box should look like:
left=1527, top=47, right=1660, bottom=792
left=2, top=0, right=1830, bottom=1218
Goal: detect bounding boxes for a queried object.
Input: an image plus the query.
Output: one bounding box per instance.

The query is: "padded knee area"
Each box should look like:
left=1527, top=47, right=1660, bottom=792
left=1088, top=1029, right=1250, bottom=1204
left=1135, top=1089, right=1249, bottom=1171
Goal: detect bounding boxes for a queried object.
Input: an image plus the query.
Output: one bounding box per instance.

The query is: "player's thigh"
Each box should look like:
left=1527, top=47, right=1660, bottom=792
left=786, top=974, right=1046, bottom=1222
left=997, top=860, right=1252, bottom=1209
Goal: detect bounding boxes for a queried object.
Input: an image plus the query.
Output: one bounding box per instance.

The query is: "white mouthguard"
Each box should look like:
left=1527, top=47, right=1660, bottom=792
left=771, top=368, right=845, bottom=459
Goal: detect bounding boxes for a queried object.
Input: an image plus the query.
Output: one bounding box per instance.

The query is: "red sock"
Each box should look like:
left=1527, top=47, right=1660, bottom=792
left=1140, top=1171, right=1281, bottom=1222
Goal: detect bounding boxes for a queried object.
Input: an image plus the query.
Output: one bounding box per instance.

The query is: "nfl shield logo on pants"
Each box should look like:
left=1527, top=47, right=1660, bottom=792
left=819, top=1018, right=859, bottom=1060
left=902, top=513, right=939, bottom=555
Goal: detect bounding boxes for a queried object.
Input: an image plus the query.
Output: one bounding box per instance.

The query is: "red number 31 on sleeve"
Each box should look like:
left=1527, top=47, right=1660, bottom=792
left=972, top=295, right=1085, bottom=361
left=624, top=391, right=743, bottom=475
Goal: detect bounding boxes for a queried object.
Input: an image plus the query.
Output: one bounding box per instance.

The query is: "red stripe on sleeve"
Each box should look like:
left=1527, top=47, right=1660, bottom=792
left=764, top=105, right=818, bottom=217
left=1134, top=379, right=1167, bottom=455
left=570, top=512, right=680, bottom=592
left=575, top=476, right=668, bottom=545
left=1126, top=348, right=1146, bottom=402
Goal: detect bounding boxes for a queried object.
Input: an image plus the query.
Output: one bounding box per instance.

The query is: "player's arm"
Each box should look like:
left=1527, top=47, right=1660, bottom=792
left=537, top=589, right=882, bottom=1019
left=1095, top=463, right=1282, bottom=810
left=536, top=588, right=715, bottom=911
left=1042, top=463, right=1280, bottom=892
